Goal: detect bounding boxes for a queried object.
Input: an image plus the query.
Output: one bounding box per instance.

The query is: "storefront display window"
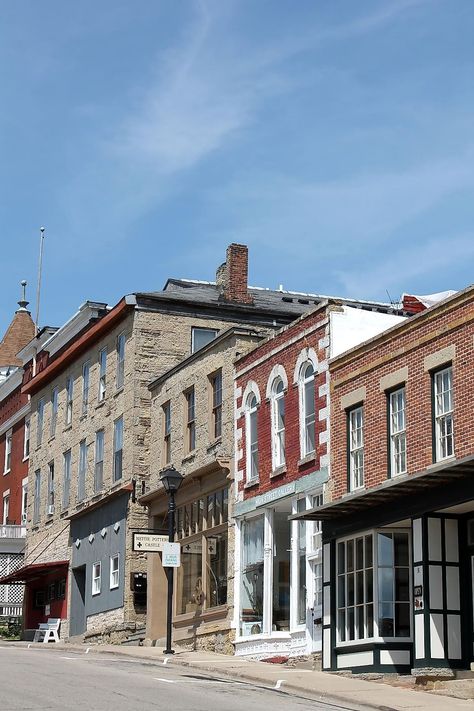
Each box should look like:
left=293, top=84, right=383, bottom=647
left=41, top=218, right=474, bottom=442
left=297, top=499, right=307, bottom=625
left=337, top=530, right=410, bottom=644
left=272, top=512, right=290, bottom=631
left=175, top=487, right=229, bottom=615
left=240, top=516, right=264, bottom=635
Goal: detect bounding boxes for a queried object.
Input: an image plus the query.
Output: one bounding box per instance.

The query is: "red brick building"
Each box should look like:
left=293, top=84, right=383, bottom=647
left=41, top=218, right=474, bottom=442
left=233, top=300, right=405, bottom=658
left=0, top=290, right=35, bottom=617
left=298, top=286, right=474, bottom=675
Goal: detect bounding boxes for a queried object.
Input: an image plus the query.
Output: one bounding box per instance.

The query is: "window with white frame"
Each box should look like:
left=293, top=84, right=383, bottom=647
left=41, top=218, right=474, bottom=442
left=65, top=376, right=73, bottom=426
left=310, top=493, right=324, bottom=555
left=62, top=450, right=71, bottom=509
left=50, top=387, right=58, bottom=436
left=239, top=515, right=264, bottom=635
left=433, top=366, right=454, bottom=461
left=3, top=429, right=12, bottom=473
left=110, top=554, right=119, bottom=589
left=37, top=398, right=45, bottom=446
left=271, top=377, right=285, bottom=469
left=47, top=461, right=54, bottom=515
left=98, top=347, right=107, bottom=401
left=245, top=394, right=259, bottom=482
left=82, top=361, right=90, bottom=415
left=33, top=469, right=41, bottom=523
left=2, top=492, right=9, bottom=525
left=77, top=440, right=87, bottom=502
left=296, top=498, right=307, bottom=625
left=21, top=478, right=28, bottom=525
left=389, top=387, right=406, bottom=476
left=94, top=430, right=104, bottom=492
left=348, top=406, right=364, bottom=491
left=92, top=561, right=101, bottom=595
left=23, top=418, right=30, bottom=460
left=116, top=333, right=125, bottom=390
left=336, top=531, right=410, bottom=644
left=300, top=363, right=316, bottom=457
left=113, top=416, right=123, bottom=481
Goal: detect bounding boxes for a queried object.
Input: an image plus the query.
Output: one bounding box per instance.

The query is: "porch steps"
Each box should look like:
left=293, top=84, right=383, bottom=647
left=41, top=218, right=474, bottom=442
left=121, top=626, right=146, bottom=646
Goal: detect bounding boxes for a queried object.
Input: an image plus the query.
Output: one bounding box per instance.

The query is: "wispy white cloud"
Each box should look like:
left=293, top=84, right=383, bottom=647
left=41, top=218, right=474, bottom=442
left=334, top=232, right=474, bottom=297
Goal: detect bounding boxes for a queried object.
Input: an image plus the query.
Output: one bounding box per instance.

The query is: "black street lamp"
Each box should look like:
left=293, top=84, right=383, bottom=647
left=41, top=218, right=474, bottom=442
left=160, top=465, right=184, bottom=655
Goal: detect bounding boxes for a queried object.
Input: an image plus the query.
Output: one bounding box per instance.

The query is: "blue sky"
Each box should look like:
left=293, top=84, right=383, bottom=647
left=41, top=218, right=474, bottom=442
left=1, top=0, right=474, bottom=335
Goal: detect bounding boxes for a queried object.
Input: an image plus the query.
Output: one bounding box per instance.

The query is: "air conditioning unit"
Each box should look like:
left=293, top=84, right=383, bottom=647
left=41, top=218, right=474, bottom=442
left=47, top=504, right=55, bottom=516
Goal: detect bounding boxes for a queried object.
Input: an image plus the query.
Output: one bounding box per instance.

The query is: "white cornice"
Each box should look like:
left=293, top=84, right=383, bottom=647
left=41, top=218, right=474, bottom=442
left=0, top=403, right=30, bottom=438
left=0, top=370, right=23, bottom=401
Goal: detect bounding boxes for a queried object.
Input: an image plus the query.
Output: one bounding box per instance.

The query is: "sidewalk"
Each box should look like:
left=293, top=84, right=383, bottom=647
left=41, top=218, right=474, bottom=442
left=6, top=640, right=474, bottom=711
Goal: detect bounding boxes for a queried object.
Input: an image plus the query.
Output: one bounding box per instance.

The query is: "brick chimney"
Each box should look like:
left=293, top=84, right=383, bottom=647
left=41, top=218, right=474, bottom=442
left=217, top=244, right=254, bottom=305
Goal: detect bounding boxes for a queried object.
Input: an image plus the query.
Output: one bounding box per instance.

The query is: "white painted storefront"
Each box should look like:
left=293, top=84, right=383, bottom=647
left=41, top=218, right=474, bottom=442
left=233, top=472, right=326, bottom=659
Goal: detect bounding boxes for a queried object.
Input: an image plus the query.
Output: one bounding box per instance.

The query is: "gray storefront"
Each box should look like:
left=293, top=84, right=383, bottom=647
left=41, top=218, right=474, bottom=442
left=69, top=494, right=127, bottom=637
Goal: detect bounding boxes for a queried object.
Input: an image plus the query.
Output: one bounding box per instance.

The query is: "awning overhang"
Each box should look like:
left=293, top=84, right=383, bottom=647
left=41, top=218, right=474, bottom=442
left=290, top=455, right=474, bottom=536
left=0, top=560, right=69, bottom=585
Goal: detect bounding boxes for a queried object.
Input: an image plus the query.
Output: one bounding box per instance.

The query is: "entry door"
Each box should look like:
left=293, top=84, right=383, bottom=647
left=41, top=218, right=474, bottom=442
left=310, top=559, right=322, bottom=651
left=70, top=566, right=86, bottom=637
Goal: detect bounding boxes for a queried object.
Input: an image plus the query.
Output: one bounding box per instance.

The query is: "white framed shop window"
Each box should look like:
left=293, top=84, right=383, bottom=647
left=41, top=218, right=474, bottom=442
left=271, top=376, right=286, bottom=470
left=336, top=529, right=411, bottom=647
left=237, top=490, right=323, bottom=644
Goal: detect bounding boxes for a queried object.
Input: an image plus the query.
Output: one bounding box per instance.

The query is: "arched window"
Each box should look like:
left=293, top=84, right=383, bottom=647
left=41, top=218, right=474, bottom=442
left=271, top=377, right=285, bottom=469
left=246, top=394, right=259, bottom=482
left=300, top=362, right=316, bottom=457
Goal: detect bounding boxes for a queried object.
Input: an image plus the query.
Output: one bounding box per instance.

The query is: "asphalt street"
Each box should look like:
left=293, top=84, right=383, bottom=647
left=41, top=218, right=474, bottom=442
left=0, top=645, right=361, bottom=711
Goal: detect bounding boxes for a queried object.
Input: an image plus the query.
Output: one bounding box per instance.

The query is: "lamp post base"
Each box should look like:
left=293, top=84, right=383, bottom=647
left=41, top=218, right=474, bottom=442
left=163, top=649, right=175, bottom=655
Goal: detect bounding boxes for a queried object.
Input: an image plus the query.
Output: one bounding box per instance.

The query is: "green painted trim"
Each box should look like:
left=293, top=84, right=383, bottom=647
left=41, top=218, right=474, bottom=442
left=234, top=468, right=328, bottom=517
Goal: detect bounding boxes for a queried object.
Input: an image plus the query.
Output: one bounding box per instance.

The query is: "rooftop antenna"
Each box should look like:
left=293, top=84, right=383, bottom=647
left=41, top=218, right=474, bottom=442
left=35, top=227, right=46, bottom=336
left=17, top=280, right=29, bottom=312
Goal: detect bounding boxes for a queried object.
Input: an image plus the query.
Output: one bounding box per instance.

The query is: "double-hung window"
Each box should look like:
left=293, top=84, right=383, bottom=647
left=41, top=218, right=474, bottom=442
left=116, top=334, right=125, bottom=390
left=94, top=430, right=104, bottom=492
left=110, top=554, right=119, bottom=589
left=98, top=348, right=107, bottom=401
left=348, top=406, right=364, bottom=491
left=210, top=370, right=223, bottom=439
left=113, top=416, right=123, bottom=481
left=77, top=440, right=87, bottom=502
left=2, top=492, right=9, bottom=525
left=50, top=388, right=59, bottom=436
left=389, top=388, right=406, bottom=476
left=300, top=363, right=316, bottom=457
left=163, top=402, right=171, bottom=464
left=191, top=327, right=218, bottom=353
left=37, top=398, right=45, bottom=446
left=245, top=394, right=259, bottom=482
left=62, top=450, right=71, bottom=509
left=23, top=418, right=30, bottom=460
left=185, top=387, right=196, bottom=452
left=33, top=470, right=41, bottom=523
left=3, top=429, right=12, bottom=473
left=92, top=562, right=101, bottom=595
left=65, top=377, right=73, bottom=426
left=271, top=377, right=285, bottom=469
left=82, top=361, right=90, bottom=415
left=433, top=366, right=454, bottom=461
left=21, top=478, right=28, bottom=525
left=47, top=461, right=55, bottom=516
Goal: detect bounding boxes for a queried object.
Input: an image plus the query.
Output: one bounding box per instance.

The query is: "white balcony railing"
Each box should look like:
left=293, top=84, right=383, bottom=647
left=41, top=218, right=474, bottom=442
left=0, top=525, right=26, bottom=539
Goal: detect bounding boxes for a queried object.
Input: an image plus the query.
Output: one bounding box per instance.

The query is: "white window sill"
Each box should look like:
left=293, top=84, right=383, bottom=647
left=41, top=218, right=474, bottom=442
left=298, top=453, right=316, bottom=467
left=428, top=455, right=456, bottom=469
left=244, top=478, right=259, bottom=489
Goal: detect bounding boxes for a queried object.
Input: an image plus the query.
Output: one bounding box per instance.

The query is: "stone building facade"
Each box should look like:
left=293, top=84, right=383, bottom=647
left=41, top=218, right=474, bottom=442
left=142, top=326, right=266, bottom=653
left=15, top=243, right=323, bottom=641
left=297, top=286, right=474, bottom=676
